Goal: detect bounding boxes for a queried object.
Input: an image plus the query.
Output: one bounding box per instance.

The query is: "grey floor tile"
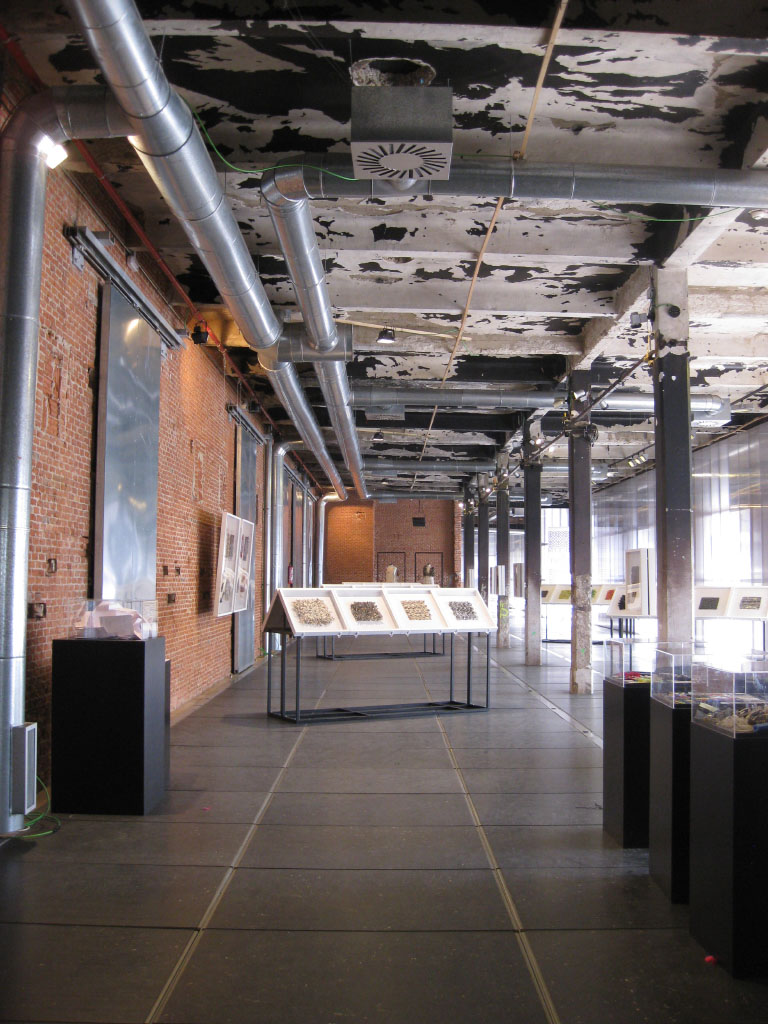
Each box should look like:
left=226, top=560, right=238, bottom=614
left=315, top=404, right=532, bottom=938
left=290, top=743, right=452, bottom=769
left=74, top=790, right=272, bottom=824
left=2, top=820, right=250, bottom=866
left=462, top=767, right=603, bottom=794
left=159, top=930, right=549, bottom=1024
left=0, top=861, right=222, bottom=927
left=170, top=744, right=295, bottom=768
left=169, top=765, right=280, bottom=792
left=501, top=867, right=687, bottom=930
left=171, top=717, right=302, bottom=749
left=0, top=923, right=191, bottom=1023
left=448, top=731, right=597, bottom=749
left=455, top=746, right=602, bottom=769
left=297, top=716, right=442, bottom=733
left=472, top=792, right=603, bottom=826
left=262, top=792, right=474, bottom=827
left=484, top=825, right=649, bottom=870
left=211, top=868, right=510, bottom=930
left=241, top=824, right=488, bottom=869
left=528, top=928, right=768, bottom=1024
left=277, top=766, right=461, bottom=793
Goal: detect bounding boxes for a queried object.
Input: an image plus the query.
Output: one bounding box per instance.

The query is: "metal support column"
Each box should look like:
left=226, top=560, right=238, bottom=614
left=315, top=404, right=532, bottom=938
left=653, top=268, right=693, bottom=643
left=462, top=488, right=476, bottom=587
left=568, top=369, right=593, bottom=694
left=524, top=460, right=542, bottom=667
left=496, top=475, right=510, bottom=648
left=477, top=476, right=490, bottom=605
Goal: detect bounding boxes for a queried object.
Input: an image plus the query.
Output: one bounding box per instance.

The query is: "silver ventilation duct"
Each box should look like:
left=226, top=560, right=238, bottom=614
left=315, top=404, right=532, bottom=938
left=0, top=87, right=131, bottom=835
left=296, top=156, right=768, bottom=207
left=261, top=167, right=369, bottom=500
left=66, top=0, right=346, bottom=498
left=351, top=385, right=724, bottom=414
left=364, top=459, right=496, bottom=474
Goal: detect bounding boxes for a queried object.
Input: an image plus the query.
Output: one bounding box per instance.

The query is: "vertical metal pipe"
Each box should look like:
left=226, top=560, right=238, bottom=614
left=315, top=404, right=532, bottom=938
left=266, top=632, right=273, bottom=715
left=295, top=637, right=302, bottom=724
left=271, top=444, right=287, bottom=596
left=477, top=494, right=490, bottom=605
left=486, top=632, right=491, bottom=708
left=466, top=633, right=473, bottom=705
left=450, top=633, right=455, bottom=702
left=315, top=496, right=331, bottom=586
left=462, top=500, right=476, bottom=587
left=496, top=484, right=510, bottom=648
left=280, top=636, right=287, bottom=717
left=568, top=370, right=593, bottom=695
left=0, top=118, right=49, bottom=834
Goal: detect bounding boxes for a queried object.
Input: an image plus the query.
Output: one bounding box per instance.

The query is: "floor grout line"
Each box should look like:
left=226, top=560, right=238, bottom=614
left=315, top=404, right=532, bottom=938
left=415, top=662, right=563, bottom=1024
left=143, top=686, right=326, bottom=1024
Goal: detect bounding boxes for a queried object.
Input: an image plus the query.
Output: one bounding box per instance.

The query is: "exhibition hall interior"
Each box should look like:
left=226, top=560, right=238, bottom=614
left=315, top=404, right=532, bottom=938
left=2, top=0, right=768, bottom=1021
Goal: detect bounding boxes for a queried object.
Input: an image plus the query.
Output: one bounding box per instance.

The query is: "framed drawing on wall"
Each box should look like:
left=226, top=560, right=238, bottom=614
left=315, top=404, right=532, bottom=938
left=215, top=512, right=240, bottom=616
left=233, top=518, right=255, bottom=613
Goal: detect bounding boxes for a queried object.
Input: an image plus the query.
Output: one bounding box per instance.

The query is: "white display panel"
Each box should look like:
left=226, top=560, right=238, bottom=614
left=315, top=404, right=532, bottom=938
left=432, top=588, right=495, bottom=631
left=608, top=587, right=628, bottom=616
left=694, top=586, right=732, bottom=618
left=215, top=512, right=240, bottom=617
left=540, top=584, right=556, bottom=604
left=549, top=584, right=573, bottom=606
left=387, top=590, right=448, bottom=631
left=593, top=584, right=617, bottom=606
left=727, top=586, right=768, bottom=619
left=332, top=587, right=400, bottom=632
left=625, top=548, right=657, bottom=617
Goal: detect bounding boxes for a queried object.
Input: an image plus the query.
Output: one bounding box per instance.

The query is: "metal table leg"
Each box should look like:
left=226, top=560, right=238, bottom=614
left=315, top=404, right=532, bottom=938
left=295, top=636, right=302, bottom=724
left=486, top=631, right=491, bottom=708
left=267, top=632, right=273, bottom=715
left=280, top=637, right=287, bottom=718
left=450, top=633, right=455, bottom=702
left=466, top=631, right=473, bottom=706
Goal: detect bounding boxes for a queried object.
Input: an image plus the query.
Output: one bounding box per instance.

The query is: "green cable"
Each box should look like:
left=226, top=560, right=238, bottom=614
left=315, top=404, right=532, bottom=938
left=187, top=102, right=360, bottom=182
left=17, top=776, right=60, bottom=838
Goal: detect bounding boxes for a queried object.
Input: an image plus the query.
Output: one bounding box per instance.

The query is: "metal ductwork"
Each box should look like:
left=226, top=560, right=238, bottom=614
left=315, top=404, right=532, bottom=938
left=364, top=459, right=496, bottom=474
left=261, top=166, right=369, bottom=500
left=369, top=492, right=462, bottom=502
left=292, top=155, right=768, bottom=208
left=66, top=0, right=346, bottom=498
left=351, top=385, right=724, bottom=415
left=0, top=86, right=131, bottom=835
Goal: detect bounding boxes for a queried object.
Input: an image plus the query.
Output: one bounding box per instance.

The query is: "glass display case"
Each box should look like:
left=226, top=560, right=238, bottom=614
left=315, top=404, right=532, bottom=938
left=691, top=660, right=768, bottom=735
left=650, top=642, right=709, bottom=708
left=604, top=638, right=656, bottom=685
left=70, top=598, right=159, bottom=640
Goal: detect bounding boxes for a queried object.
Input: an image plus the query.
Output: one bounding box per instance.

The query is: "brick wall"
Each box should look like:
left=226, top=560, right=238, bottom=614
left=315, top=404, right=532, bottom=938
left=325, top=501, right=375, bottom=582
left=373, top=500, right=457, bottom=585
left=453, top=502, right=464, bottom=584
left=19, top=144, right=272, bottom=781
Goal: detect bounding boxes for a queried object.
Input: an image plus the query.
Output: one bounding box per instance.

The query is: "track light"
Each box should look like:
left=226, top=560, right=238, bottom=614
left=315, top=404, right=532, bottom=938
left=191, top=324, right=209, bottom=345
left=376, top=327, right=396, bottom=344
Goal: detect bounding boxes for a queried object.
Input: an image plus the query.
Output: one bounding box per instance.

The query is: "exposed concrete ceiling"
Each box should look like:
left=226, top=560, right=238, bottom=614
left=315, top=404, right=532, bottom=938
left=7, top=0, right=768, bottom=502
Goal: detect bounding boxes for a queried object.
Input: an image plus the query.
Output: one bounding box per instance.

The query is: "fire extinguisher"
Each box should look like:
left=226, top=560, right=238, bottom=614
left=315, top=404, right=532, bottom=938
left=287, top=564, right=294, bottom=586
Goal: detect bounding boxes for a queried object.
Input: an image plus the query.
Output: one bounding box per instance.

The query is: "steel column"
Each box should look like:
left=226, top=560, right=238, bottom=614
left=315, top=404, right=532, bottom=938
left=462, top=500, right=476, bottom=587
left=653, top=268, right=694, bottom=643
left=568, top=370, right=593, bottom=694
left=496, top=482, right=510, bottom=648
left=477, top=488, right=490, bottom=605
left=523, top=463, right=542, bottom=666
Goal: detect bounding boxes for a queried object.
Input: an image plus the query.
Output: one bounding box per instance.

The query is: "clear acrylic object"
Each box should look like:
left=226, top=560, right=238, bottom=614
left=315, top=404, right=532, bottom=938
left=604, top=638, right=657, bottom=685
left=651, top=641, right=708, bottom=707
left=71, top=599, right=159, bottom=640
left=691, top=659, right=768, bottom=736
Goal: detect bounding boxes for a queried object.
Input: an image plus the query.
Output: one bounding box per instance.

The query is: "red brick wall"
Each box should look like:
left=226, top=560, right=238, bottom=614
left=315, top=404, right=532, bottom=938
left=453, top=502, right=464, bottom=584
left=373, top=500, right=457, bottom=584
left=325, top=501, right=375, bottom=582
left=19, top=141, right=272, bottom=780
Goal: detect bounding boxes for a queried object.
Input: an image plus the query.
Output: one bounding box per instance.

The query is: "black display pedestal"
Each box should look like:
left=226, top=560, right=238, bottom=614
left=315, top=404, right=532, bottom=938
left=649, top=698, right=690, bottom=902
left=602, top=677, right=650, bottom=848
left=689, top=721, right=768, bottom=977
left=52, top=637, right=167, bottom=815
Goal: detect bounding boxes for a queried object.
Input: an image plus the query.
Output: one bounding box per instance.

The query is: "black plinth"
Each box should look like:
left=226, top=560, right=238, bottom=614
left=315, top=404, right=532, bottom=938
left=649, top=698, right=691, bottom=903
left=689, top=721, right=768, bottom=977
left=602, top=677, right=650, bottom=848
left=52, top=637, right=167, bottom=815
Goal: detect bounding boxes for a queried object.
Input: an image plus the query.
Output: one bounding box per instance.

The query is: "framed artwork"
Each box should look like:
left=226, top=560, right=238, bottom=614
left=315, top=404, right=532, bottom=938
left=215, top=512, right=240, bottom=617
left=233, top=518, right=255, bottom=613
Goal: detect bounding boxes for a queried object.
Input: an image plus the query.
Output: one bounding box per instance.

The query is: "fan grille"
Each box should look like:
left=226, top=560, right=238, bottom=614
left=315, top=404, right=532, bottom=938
left=352, top=142, right=450, bottom=180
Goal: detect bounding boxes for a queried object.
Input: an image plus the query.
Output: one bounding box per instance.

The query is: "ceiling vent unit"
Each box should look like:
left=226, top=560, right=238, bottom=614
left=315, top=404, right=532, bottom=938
left=350, top=87, right=453, bottom=182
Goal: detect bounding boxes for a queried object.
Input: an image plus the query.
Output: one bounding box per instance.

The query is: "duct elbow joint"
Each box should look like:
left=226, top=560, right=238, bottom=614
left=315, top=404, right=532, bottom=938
left=261, top=166, right=310, bottom=207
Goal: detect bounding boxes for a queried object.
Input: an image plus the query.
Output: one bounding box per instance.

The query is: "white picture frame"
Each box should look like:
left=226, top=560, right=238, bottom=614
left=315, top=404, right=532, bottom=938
left=215, top=512, right=240, bottom=617
left=232, top=518, right=254, bottom=613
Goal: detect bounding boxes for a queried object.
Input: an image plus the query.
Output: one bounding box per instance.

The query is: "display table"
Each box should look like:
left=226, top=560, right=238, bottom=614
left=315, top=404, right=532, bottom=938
left=263, top=586, right=493, bottom=723
left=649, top=697, right=691, bottom=902
left=602, top=676, right=651, bottom=848
left=51, top=637, right=167, bottom=814
left=689, top=722, right=768, bottom=976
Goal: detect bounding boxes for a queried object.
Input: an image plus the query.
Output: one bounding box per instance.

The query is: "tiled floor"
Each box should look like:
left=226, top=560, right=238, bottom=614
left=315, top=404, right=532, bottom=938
left=2, top=629, right=768, bottom=1023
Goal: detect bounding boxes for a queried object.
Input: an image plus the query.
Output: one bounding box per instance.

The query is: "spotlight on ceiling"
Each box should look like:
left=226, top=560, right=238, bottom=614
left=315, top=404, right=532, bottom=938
left=376, top=327, right=396, bottom=344
left=372, top=430, right=384, bottom=441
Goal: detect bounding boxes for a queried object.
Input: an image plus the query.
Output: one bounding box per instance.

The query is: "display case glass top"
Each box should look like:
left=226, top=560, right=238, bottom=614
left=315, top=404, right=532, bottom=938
left=691, top=660, right=768, bottom=736
left=651, top=642, right=708, bottom=708
left=604, top=638, right=657, bottom=686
